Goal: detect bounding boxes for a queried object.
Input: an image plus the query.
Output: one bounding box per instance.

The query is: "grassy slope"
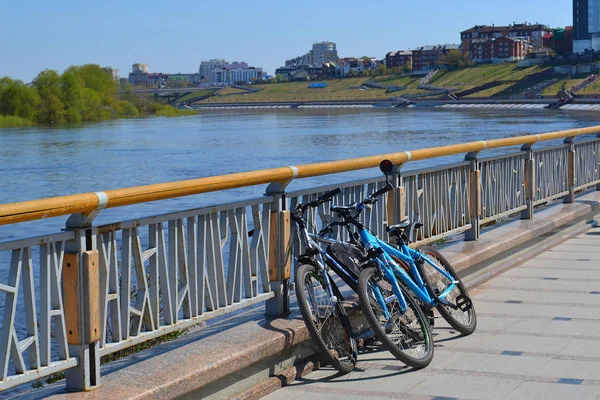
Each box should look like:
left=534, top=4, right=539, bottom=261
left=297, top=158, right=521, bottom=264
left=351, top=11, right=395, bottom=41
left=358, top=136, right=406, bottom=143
left=192, top=64, right=572, bottom=103
left=541, top=79, right=585, bottom=95
left=176, top=90, right=213, bottom=102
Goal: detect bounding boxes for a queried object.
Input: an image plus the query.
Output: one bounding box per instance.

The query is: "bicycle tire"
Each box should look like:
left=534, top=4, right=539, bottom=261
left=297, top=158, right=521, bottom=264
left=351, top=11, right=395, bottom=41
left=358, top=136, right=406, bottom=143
left=358, top=266, right=433, bottom=369
left=416, top=246, right=477, bottom=335
left=295, top=263, right=357, bottom=374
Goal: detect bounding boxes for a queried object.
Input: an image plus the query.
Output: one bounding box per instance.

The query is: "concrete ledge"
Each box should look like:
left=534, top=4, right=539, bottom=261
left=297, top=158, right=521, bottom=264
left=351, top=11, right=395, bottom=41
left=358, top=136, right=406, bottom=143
left=22, top=190, right=600, bottom=400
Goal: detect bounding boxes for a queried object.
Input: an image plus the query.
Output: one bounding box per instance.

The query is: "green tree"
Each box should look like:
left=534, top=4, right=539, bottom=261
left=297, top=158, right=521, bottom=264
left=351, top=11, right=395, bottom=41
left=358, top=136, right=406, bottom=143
left=115, top=100, right=139, bottom=117
left=33, top=70, right=65, bottom=124
left=66, top=64, right=118, bottom=106
left=80, top=88, right=103, bottom=121
left=375, top=64, right=388, bottom=76
left=0, top=77, right=40, bottom=121
left=60, top=71, right=84, bottom=123
left=444, top=50, right=470, bottom=69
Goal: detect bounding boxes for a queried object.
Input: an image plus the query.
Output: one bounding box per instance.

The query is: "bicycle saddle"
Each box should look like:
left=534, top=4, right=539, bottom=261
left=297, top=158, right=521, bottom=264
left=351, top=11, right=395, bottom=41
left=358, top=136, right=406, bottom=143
left=331, top=205, right=355, bottom=215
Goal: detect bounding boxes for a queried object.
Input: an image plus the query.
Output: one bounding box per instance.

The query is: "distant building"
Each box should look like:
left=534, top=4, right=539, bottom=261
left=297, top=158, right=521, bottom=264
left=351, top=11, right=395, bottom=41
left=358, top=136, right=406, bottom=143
left=543, top=27, right=574, bottom=55
left=385, top=51, right=412, bottom=69
left=199, top=59, right=261, bottom=84
left=168, top=73, right=200, bottom=85
left=281, top=41, right=339, bottom=72
left=199, top=59, right=227, bottom=82
left=411, top=44, right=461, bottom=71
left=132, top=63, right=148, bottom=73
left=573, top=0, right=600, bottom=53
left=468, top=37, right=527, bottom=64
left=461, top=24, right=552, bottom=55
left=147, top=73, right=170, bottom=87
left=286, top=54, right=311, bottom=67
left=310, top=41, right=338, bottom=65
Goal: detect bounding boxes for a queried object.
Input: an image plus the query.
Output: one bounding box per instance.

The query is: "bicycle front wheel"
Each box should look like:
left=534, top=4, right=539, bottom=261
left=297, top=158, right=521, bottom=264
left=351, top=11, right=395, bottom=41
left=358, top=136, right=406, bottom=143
left=295, top=263, right=357, bottom=374
left=417, top=246, right=476, bottom=335
left=358, top=266, right=433, bottom=369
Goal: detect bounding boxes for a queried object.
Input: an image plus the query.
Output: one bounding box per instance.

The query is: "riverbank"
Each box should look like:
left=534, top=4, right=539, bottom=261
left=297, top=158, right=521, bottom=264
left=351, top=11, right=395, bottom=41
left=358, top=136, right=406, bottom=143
left=190, top=63, right=600, bottom=106
left=191, top=97, right=600, bottom=111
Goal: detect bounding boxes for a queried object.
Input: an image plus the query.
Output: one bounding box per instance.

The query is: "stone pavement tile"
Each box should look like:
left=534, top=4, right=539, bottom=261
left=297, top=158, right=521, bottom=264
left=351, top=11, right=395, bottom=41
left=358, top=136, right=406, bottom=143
left=484, top=276, right=600, bottom=292
left=519, top=258, right=599, bottom=270
left=503, top=267, right=600, bottom=280
left=464, top=333, right=573, bottom=354
left=407, top=372, right=523, bottom=400
left=285, top=360, right=429, bottom=395
left=558, top=338, right=600, bottom=358
left=531, top=251, right=596, bottom=260
left=582, top=321, right=600, bottom=337
left=444, top=353, right=552, bottom=377
left=473, top=316, right=521, bottom=331
left=538, top=358, right=600, bottom=381
left=433, top=332, right=496, bottom=350
left=475, top=301, right=600, bottom=320
left=505, top=381, right=600, bottom=400
left=499, top=317, right=590, bottom=337
left=482, top=288, right=600, bottom=305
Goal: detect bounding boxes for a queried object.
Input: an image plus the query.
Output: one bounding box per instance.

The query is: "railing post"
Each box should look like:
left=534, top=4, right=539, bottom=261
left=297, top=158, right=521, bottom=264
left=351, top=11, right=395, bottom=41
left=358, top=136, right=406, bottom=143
left=265, top=182, right=291, bottom=318
left=465, top=151, right=481, bottom=241
left=563, top=138, right=576, bottom=203
left=597, top=133, right=600, bottom=191
left=387, top=164, right=405, bottom=226
left=521, top=144, right=536, bottom=219
left=63, top=200, right=104, bottom=391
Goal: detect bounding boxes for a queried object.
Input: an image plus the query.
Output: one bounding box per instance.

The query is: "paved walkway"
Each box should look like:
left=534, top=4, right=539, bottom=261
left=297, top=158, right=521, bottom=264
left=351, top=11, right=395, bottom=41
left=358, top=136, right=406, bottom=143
left=263, top=225, right=600, bottom=400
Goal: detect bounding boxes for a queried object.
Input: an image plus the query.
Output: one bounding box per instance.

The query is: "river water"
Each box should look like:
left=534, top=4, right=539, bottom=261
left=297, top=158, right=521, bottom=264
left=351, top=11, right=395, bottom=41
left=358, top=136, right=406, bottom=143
left=2, top=107, right=600, bottom=241
left=1, top=107, right=600, bottom=393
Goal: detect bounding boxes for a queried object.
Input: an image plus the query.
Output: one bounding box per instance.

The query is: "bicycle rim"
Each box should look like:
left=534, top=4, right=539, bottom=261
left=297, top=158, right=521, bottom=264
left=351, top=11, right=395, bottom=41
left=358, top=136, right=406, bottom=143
left=296, top=263, right=357, bottom=373
left=418, top=246, right=476, bottom=335
left=358, top=267, right=433, bottom=369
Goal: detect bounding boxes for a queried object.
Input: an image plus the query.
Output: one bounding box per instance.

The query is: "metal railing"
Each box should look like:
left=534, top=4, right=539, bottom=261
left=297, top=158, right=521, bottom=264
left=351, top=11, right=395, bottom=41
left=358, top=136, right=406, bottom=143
left=1, top=127, right=600, bottom=392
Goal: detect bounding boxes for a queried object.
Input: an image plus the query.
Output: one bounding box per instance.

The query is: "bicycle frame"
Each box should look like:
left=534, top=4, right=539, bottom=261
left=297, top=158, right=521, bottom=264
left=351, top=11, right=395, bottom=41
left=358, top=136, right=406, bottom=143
left=357, top=227, right=459, bottom=318
left=377, top=239, right=458, bottom=308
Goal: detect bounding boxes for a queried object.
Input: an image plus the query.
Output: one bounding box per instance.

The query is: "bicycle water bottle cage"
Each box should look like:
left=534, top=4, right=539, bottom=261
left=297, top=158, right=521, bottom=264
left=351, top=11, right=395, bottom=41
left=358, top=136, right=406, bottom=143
left=387, top=220, right=423, bottom=244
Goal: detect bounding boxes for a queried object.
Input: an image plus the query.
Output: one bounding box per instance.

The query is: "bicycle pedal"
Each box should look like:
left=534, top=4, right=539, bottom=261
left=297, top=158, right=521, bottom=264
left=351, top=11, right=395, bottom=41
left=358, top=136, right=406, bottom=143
left=456, top=293, right=472, bottom=312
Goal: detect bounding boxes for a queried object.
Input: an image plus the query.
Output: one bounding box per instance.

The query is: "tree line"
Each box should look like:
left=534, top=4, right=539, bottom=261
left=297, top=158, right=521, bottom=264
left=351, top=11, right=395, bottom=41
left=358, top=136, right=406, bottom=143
left=0, top=64, right=195, bottom=127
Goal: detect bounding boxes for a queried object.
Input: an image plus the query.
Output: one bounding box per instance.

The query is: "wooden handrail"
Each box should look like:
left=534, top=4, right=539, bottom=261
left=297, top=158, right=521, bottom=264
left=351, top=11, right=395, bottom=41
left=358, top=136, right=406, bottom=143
left=1, top=126, right=599, bottom=226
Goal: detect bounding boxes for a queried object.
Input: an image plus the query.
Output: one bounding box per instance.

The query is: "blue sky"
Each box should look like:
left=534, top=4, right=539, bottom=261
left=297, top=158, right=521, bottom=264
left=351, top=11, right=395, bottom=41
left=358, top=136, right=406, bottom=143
left=0, top=0, right=572, bottom=82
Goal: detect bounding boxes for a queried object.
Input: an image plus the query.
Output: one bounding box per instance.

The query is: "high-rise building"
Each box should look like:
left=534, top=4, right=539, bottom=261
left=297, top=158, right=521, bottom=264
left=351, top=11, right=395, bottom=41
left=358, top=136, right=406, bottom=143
left=132, top=63, right=148, bottom=73
left=309, top=41, right=338, bottom=65
left=574, top=0, right=600, bottom=53
left=199, top=59, right=227, bottom=81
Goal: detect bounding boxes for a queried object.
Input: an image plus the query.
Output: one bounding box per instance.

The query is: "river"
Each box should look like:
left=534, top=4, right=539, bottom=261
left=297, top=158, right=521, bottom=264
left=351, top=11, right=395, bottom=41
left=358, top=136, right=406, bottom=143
left=1, top=107, right=600, bottom=241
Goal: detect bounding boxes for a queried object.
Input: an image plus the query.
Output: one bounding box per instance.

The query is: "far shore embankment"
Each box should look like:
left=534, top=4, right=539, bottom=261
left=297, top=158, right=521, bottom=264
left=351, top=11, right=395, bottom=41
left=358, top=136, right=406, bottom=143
left=191, top=97, right=600, bottom=110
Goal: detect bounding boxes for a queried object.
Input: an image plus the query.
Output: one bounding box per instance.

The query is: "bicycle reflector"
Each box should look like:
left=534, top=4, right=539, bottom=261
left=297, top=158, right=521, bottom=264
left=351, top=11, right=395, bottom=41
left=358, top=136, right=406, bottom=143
left=380, top=159, right=393, bottom=174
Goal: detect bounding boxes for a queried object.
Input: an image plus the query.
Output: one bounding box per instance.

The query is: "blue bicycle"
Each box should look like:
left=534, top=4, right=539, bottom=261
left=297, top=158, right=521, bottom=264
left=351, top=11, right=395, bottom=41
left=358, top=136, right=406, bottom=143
left=329, top=160, right=476, bottom=368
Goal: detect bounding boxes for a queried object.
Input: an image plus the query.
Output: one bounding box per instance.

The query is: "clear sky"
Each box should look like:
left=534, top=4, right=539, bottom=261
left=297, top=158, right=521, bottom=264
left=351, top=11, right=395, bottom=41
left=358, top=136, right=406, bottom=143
left=0, top=0, right=572, bottom=82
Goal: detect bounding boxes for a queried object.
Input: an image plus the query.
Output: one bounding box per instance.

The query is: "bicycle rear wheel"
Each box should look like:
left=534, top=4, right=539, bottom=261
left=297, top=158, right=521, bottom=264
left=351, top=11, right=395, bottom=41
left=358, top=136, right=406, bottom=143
left=357, top=266, right=433, bottom=369
left=417, top=246, right=476, bottom=335
left=295, top=263, right=357, bottom=374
